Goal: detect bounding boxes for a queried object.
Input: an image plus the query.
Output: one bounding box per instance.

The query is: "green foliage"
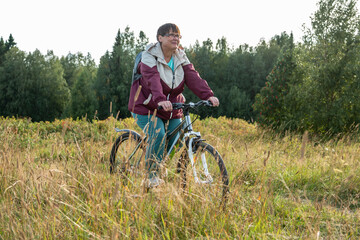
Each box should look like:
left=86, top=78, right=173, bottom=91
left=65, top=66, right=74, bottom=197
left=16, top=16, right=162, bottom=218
left=0, top=48, right=70, bottom=121
left=0, top=47, right=25, bottom=115
left=0, top=29, right=283, bottom=123
left=95, top=27, right=149, bottom=119
left=0, top=34, right=17, bottom=67
left=60, top=52, right=95, bottom=88
left=301, top=0, right=360, bottom=135
left=255, top=0, right=360, bottom=137
left=253, top=34, right=297, bottom=130
left=60, top=53, right=98, bottom=119
left=185, top=37, right=284, bottom=120
left=67, top=66, right=98, bottom=119
left=3, top=0, right=360, bottom=138
left=94, top=51, right=112, bottom=119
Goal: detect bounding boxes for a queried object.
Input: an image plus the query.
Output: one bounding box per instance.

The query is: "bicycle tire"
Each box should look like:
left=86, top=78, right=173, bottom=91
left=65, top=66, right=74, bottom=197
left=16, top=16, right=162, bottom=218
left=109, top=131, right=144, bottom=176
left=181, top=141, right=229, bottom=204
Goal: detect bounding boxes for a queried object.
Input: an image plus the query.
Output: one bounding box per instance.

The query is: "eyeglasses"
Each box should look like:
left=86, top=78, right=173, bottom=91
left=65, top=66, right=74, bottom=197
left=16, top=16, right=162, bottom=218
left=164, top=33, right=182, bottom=39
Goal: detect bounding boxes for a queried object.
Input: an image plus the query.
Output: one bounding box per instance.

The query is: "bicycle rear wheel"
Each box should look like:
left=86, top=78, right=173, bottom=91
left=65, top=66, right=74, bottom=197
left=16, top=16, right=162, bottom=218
left=109, top=131, right=145, bottom=182
left=183, top=141, right=229, bottom=205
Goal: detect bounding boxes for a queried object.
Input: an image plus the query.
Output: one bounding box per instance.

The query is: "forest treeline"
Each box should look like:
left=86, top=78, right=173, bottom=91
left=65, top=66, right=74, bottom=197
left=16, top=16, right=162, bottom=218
left=0, top=0, right=359, bottom=137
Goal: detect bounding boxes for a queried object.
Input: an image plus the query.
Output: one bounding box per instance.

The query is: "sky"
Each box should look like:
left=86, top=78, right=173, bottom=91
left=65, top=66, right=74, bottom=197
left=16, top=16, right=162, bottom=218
left=1, top=0, right=357, bottom=64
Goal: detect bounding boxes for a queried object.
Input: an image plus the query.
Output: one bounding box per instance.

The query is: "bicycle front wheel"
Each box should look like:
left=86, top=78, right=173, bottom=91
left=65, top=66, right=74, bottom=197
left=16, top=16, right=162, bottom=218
left=109, top=131, right=145, bottom=180
left=185, top=141, right=229, bottom=204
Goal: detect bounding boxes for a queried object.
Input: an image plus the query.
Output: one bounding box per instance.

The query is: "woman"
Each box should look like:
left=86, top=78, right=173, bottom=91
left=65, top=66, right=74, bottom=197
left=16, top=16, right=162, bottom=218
left=128, top=23, right=219, bottom=187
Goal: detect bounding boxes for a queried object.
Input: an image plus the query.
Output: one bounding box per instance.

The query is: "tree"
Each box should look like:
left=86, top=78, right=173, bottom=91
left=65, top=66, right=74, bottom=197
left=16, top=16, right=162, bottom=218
left=68, top=66, right=98, bottom=118
left=0, top=47, right=27, bottom=116
left=185, top=39, right=218, bottom=118
left=299, top=0, right=360, bottom=134
left=61, top=53, right=82, bottom=88
left=109, top=27, right=134, bottom=118
left=94, top=51, right=112, bottom=119
left=225, top=87, right=252, bottom=119
left=255, top=0, right=360, bottom=136
left=184, top=35, right=284, bottom=120
left=0, top=37, right=6, bottom=66
left=95, top=27, right=148, bottom=119
left=221, top=45, right=255, bottom=119
left=25, top=50, right=70, bottom=121
left=0, top=34, right=17, bottom=66
left=0, top=48, right=70, bottom=121
left=135, top=30, right=149, bottom=54
left=253, top=38, right=297, bottom=130
left=61, top=52, right=97, bottom=118
left=5, top=34, right=16, bottom=50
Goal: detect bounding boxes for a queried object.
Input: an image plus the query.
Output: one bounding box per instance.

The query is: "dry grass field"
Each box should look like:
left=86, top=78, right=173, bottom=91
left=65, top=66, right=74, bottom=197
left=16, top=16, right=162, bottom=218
left=1, top=116, right=359, bottom=239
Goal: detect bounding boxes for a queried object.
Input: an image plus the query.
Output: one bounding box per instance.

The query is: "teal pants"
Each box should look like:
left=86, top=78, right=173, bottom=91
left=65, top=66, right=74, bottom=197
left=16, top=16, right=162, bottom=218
left=132, top=113, right=181, bottom=177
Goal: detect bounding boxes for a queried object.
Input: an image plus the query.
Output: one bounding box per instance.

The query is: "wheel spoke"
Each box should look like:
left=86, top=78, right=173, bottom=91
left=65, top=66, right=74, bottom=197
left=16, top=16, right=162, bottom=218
left=110, top=132, right=145, bottom=191
left=183, top=141, right=229, bottom=204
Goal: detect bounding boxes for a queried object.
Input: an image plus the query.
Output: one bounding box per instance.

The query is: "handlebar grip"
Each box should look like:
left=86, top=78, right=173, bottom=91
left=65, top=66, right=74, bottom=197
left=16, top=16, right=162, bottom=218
left=157, top=101, right=213, bottom=111
left=158, top=103, right=184, bottom=110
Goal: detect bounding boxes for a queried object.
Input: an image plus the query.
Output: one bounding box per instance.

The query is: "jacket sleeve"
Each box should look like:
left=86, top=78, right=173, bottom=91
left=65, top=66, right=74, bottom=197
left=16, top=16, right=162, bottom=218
left=183, top=64, right=214, bottom=100
left=140, top=62, right=167, bottom=104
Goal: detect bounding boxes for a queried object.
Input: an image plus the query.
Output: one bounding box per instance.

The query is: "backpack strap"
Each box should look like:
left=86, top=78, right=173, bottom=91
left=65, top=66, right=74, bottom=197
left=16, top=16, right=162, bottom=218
left=131, top=51, right=143, bottom=84
left=131, top=51, right=158, bottom=84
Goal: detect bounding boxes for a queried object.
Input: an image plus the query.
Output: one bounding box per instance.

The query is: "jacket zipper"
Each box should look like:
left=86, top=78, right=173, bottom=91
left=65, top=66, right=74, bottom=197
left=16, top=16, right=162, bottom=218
left=168, top=70, right=175, bottom=119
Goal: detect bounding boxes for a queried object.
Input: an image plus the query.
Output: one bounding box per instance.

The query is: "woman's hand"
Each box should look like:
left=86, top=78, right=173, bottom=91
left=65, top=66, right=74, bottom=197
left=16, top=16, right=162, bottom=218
left=208, top=96, right=220, bottom=107
left=158, top=101, right=173, bottom=111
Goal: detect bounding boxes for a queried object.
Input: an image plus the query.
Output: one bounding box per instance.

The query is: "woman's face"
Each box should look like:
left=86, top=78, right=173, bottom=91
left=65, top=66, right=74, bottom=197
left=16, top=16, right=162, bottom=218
left=159, top=29, right=181, bottom=52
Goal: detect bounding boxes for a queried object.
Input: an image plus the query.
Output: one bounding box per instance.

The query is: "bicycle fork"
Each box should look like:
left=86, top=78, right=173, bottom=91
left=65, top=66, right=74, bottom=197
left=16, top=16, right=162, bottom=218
left=186, top=133, right=213, bottom=184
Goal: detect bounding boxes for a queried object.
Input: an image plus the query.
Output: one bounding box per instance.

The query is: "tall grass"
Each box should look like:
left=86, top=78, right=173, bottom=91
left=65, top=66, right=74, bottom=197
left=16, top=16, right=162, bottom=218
left=0, top=116, right=359, bottom=239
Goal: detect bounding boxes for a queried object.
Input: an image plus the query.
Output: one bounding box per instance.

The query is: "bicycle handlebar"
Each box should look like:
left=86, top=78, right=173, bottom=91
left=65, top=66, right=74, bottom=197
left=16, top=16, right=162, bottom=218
left=157, top=100, right=213, bottom=110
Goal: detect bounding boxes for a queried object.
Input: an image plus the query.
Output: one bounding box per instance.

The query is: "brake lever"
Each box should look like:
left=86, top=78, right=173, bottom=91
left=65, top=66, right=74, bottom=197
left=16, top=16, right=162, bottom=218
left=204, top=100, right=213, bottom=107
left=172, top=103, right=183, bottom=110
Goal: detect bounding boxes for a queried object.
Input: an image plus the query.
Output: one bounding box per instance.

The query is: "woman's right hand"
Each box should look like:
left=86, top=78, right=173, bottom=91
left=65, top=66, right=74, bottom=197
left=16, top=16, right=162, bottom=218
left=158, top=101, right=173, bottom=111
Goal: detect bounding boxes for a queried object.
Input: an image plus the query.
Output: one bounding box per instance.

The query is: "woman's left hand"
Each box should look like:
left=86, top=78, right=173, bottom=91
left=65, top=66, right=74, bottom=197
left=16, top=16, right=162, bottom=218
left=208, top=96, right=220, bottom=107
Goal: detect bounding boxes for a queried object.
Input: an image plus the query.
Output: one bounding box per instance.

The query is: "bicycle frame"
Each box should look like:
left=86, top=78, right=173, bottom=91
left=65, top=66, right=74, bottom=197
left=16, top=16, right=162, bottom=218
left=116, top=102, right=214, bottom=184
left=165, top=112, right=213, bottom=184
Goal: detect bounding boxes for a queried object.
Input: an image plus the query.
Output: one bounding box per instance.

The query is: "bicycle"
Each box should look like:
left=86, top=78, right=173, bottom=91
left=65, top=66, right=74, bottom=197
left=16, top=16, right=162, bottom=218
left=109, top=100, right=229, bottom=203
